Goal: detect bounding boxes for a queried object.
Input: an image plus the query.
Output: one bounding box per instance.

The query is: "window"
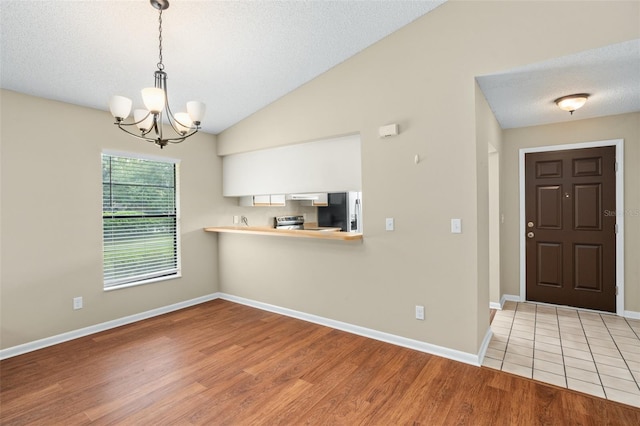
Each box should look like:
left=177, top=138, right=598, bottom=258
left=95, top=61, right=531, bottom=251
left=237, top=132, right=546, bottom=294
left=102, top=153, right=180, bottom=289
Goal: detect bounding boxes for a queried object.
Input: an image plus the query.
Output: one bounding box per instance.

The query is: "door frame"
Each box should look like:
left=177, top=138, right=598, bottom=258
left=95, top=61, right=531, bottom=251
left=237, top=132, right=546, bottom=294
left=518, top=139, right=624, bottom=315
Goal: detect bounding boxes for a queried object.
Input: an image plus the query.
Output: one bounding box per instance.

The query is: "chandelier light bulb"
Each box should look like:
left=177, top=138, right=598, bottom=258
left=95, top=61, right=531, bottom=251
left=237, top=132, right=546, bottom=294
left=174, top=112, right=193, bottom=135
left=141, top=88, right=166, bottom=114
left=134, top=109, right=154, bottom=132
left=187, top=101, right=206, bottom=125
left=109, top=96, right=133, bottom=121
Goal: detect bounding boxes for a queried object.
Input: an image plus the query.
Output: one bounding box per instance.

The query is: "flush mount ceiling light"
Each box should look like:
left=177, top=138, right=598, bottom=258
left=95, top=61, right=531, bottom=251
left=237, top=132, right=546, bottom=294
left=554, top=93, right=589, bottom=115
left=109, top=0, right=205, bottom=149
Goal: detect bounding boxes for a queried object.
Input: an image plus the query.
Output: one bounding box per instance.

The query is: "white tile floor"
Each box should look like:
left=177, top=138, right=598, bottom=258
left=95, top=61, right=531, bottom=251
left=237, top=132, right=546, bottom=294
left=483, top=301, right=640, bottom=408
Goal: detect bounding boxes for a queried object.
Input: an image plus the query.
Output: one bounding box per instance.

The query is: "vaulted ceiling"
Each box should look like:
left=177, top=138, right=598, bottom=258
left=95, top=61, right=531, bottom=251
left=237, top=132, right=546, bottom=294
left=2, top=1, right=638, bottom=135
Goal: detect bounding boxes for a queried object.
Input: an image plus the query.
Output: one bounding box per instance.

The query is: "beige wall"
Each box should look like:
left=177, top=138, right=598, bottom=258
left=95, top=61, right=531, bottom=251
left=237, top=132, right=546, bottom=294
left=217, top=1, right=639, bottom=354
left=0, top=90, right=227, bottom=349
left=475, top=82, right=503, bottom=326
left=2, top=1, right=639, bottom=357
left=502, top=112, right=640, bottom=313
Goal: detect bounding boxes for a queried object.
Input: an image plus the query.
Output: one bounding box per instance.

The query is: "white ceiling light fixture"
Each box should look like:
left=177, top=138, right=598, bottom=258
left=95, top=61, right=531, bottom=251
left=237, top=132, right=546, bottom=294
left=108, top=0, right=206, bottom=149
left=554, top=93, right=589, bottom=115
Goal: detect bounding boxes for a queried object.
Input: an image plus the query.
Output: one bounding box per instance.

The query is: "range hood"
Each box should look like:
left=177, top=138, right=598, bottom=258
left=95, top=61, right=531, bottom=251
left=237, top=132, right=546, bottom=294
left=285, top=193, right=324, bottom=201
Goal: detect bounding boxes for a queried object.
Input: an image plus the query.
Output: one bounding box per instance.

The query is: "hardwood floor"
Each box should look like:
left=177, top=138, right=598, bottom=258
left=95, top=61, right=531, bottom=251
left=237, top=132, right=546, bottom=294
left=1, top=300, right=639, bottom=425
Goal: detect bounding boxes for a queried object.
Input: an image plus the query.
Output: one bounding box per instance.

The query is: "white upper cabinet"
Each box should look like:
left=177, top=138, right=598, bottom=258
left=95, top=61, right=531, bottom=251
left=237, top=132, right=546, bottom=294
left=222, top=134, right=362, bottom=197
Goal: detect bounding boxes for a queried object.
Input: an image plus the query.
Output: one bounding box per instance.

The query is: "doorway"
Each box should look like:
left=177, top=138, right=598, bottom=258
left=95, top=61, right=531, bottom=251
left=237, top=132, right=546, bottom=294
left=518, top=140, right=624, bottom=314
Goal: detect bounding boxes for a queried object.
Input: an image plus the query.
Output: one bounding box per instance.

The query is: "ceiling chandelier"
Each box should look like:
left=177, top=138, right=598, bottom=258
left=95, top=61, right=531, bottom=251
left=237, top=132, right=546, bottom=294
left=108, top=0, right=205, bottom=149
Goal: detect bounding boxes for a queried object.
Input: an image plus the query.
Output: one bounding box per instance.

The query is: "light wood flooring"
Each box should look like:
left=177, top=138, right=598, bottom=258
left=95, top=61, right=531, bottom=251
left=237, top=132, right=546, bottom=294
left=1, top=299, right=639, bottom=425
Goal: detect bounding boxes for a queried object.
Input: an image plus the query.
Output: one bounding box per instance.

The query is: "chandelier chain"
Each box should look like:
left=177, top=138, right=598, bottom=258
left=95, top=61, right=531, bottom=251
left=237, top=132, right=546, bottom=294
left=157, top=10, right=164, bottom=70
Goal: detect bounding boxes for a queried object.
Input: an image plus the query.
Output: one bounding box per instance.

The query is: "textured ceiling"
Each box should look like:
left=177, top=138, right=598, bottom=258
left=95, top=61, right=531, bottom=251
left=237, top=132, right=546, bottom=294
left=0, top=0, right=446, bottom=134
left=2, top=1, right=638, bottom=135
left=477, top=39, right=640, bottom=129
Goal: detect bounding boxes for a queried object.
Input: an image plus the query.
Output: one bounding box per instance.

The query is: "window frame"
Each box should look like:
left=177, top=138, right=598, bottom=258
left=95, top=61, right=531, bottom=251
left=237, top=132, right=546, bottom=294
left=101, top=150, right=182, bottom=291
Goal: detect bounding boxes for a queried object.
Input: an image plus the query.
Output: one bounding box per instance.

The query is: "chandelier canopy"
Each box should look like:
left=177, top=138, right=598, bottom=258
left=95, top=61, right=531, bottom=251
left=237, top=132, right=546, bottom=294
left=109, top=0, right=205, bottom=149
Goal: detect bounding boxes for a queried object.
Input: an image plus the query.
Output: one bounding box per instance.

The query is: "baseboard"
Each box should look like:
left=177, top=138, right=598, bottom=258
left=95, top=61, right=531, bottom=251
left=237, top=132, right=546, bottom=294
left=624, top=310, right=640, bottom=320
left=217, top=293, right=483, bottom=366
left=2, top=291, right=492, bottom=367
left=500, top=294, right=521, bottom=308
left=490, top=294, right=520, bottom=311
left=0, top=293, right=221, bottom=360
left=477, top=327, right=494, bottom=365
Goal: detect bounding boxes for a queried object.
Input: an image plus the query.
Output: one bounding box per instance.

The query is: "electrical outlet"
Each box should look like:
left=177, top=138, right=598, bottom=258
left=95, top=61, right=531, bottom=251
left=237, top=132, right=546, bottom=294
left=73, top=296, right=83, bottom=310
left=415, top=305, right=425, bottom=320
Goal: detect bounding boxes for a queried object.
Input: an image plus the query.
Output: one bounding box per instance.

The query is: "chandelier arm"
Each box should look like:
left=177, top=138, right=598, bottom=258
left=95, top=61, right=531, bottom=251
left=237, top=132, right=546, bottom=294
left=154, top=112, right=164, bottom=141
left=164, top=99, right=190, bottom=136
left=116, top=122, right=164, bottom=144
left=165, top=128, right=199, bottom=144
left=160, top=77, right=183, bottom=135
left=114, top=111, right=156, bottom=137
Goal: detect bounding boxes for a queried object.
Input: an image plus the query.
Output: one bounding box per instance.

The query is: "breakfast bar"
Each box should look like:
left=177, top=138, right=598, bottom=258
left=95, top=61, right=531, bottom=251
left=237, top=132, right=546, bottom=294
left=203, top=226, right=363, bottom=241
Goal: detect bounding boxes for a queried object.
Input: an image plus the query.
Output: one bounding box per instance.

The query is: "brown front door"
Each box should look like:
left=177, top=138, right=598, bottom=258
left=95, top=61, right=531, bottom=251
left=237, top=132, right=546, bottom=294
left=525, top=146, right=616, bottom=312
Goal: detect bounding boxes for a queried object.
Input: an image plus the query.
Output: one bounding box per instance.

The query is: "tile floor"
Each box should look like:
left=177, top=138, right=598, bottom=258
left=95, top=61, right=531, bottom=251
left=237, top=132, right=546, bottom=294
left=483, top=301, right=640, bottom=408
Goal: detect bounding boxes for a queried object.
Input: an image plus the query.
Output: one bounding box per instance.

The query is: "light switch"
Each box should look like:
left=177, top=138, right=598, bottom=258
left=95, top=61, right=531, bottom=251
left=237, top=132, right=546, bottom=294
left=451, top=218, right=462, bottom=234
left=386, top=218, right=394, bottom=231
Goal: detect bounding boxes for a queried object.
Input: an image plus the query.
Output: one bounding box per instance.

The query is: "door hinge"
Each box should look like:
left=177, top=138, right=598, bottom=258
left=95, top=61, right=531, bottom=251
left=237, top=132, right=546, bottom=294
left=616, top=286, right=619, bottom=296
left=615, top=223, right=619, bottom=234
left=615, top=162, right=618, bottom=172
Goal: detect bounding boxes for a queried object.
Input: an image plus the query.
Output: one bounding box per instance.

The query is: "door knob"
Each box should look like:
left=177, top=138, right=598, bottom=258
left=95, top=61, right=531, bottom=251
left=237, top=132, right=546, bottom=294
left=527, top=232, right=534, bottom=239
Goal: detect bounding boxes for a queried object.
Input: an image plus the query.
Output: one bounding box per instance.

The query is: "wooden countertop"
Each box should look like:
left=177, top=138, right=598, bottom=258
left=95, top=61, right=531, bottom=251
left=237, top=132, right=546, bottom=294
left=203, top=226, right=363, bottom=241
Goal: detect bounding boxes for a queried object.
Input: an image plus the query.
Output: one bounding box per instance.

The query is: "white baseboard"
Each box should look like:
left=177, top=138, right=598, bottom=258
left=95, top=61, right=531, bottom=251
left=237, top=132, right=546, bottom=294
left=0, top=293, right=221, bottom=360
left=624, top=310, right=640, bottom=320
left=217, top=293, right=483, bottom=366
left=490, top=294, right=520, bottom=311
left=500, top=294, right=522, bottom=308
left=477, top=327, right=494, bottom=365
left=2, top=291, right=491, bottom=367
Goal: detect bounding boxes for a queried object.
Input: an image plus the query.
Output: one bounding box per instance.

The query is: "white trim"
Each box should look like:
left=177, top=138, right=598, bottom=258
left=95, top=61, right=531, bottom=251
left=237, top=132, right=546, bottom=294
left=102, top=148, right=180, bottom=164
left=491, top=293, right=521, bottom=311
left=477, top=328, right=494, bottom=365
left=217, top=293, right=483, bottom=366
left=104, top=272, right=182, bottom=292
left=489, top=294, right=524, bottom=311
left=518, top=139, right=624, bottom=315
left=500, top=294, right=522, bottom=309
left=2, top=292, right=491, bottom=367
left=0, top=293, right=220, bottom=360
left=624, top=310, right=640, bottom=320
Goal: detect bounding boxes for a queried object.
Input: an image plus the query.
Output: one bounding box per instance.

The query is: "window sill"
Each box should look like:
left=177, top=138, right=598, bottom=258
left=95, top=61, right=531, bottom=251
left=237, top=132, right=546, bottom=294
left=104, top=272, right=182, bottom=292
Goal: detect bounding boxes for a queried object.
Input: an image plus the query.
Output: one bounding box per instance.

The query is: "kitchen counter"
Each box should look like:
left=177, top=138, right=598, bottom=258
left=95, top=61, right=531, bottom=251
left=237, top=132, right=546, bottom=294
left=203, top=225, right=363, bottom=241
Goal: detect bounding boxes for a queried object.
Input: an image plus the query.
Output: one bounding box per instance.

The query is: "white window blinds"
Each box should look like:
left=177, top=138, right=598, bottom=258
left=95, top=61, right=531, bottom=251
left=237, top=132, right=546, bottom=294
left=102, top=153, right=179, bottom=289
